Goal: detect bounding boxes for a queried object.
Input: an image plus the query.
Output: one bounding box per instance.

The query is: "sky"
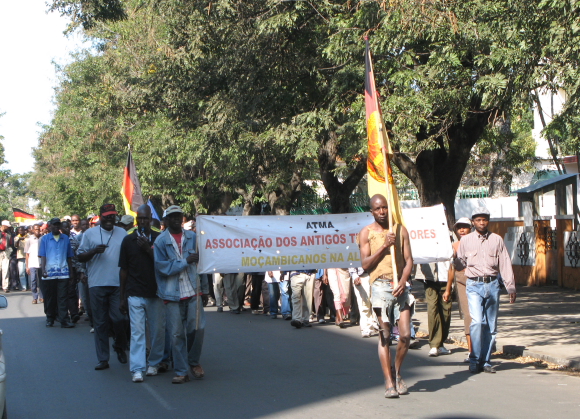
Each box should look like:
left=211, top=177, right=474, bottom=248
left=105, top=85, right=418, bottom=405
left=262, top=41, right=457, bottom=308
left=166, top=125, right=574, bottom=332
left=0, top=0, right=86, bottom=175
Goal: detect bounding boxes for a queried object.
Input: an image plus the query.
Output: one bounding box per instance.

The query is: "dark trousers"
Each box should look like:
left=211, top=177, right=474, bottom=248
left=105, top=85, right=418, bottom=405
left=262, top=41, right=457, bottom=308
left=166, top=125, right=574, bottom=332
left=314, top=278, right=336, bottom=320
left=424, top=281, right=452, bottom=348
left=244, top=274, right=252, bottom=303
left=9, top=256, right=20, bottom=289
left=90, top=286, right=128, bottom=363
left=40, top=278, right=69, bottom=323
left=250, top=274, right=270, bottom=313
left=67, top=277, right=79, bottom=318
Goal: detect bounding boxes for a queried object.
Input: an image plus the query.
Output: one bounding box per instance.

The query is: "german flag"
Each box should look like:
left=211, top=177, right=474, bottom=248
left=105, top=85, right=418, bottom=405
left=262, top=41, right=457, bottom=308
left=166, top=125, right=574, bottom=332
left=120, top=149, right=145, bottom=218
left=13, top=208, right=36, bottom=224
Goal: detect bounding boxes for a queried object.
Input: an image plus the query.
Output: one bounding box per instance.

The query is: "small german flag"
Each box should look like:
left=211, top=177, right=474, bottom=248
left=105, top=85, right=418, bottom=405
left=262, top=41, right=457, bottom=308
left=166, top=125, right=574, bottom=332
left=121, top=149, right=145, bottom=218
left=13, top=208, right=36, bottom=224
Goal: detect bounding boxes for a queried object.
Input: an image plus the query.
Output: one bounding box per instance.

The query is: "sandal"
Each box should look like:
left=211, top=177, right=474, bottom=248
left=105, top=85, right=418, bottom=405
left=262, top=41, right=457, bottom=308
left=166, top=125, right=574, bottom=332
left=396, top=377, right=408, bottom=395
left=384, top=387, right=399, bottom=398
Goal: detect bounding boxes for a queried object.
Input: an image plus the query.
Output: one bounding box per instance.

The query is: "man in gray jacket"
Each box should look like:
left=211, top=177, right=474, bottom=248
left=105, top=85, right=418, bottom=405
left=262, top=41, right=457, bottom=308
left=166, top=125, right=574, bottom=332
left=154, top=205, right=209, bottom=384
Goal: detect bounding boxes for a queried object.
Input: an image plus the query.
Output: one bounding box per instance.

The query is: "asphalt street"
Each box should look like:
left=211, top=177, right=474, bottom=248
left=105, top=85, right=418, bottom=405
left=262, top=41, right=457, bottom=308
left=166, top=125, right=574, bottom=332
left=1, top=292, right=579, bottom=419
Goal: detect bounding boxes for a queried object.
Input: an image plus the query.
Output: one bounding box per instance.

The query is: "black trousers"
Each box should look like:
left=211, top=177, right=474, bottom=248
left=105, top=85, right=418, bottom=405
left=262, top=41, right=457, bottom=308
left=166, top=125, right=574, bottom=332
left=67, top=276, right=80, bottom=318
left=89, top=286, right=128, bottom=363
left=40, top=278, right=69, bottom=323
left=250, top=274, right=270, bottom=313
left=314, top=278, right=336, bottom=320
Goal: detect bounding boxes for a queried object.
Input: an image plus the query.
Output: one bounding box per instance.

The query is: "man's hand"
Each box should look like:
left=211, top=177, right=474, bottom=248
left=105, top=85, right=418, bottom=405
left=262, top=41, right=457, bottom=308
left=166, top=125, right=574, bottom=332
left=322, top=273, right=329, bottom=285
left=186, top=253, right=199, bottom=264
left=119, top=298, right=128, bottom=315
left=42, top=270, right=48, bottom=278
left=443, top=290, right=451, bottom=302
left=392, top=280, right=406, bottom=298
left=136, top=235, right=151, bottom=251
left=353, top=276, right=361, bottom=286
left=93, top=244, right=108, bottom=254
left=509, top=292, right=517, bottom=304
left=26, top=267, right=30, bottom=275
left=383, top=232, right=396, bottom=248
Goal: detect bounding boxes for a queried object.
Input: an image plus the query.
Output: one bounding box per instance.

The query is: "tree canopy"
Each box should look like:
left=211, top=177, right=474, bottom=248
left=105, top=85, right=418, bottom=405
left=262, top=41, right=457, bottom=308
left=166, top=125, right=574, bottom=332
left=32, top=0, right=580, bottom=221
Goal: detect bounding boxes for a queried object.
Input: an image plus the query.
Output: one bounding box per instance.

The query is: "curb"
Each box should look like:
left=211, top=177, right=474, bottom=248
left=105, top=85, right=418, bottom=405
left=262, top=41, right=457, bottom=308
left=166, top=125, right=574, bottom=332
left=418, top=327, right=580, bottom=370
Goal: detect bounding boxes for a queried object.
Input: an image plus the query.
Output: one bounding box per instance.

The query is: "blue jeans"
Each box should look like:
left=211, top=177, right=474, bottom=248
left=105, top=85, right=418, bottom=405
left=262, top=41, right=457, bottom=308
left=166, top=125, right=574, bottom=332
left=467, top=279, right=500, bottom=368
left=279, top=280, right=291, bottom=316
left=267, top=283, right=281, bottom=315
left=128, top=296, right=166, bottom=373
left=18, top=259, right=27, bottom=290
left=29, top=267, right=43, bottom=300
left=165, top=297, right=205, bottom=376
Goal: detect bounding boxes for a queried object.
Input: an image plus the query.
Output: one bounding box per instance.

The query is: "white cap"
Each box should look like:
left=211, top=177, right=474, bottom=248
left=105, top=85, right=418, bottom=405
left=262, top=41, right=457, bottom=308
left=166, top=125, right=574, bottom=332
left=1, top=220, right=11, bottom=226
left=164, top=205, right=183, bottom=217
left=453, top=217, right=472, bottom=229
left=471, top=207, right=490, bottom=219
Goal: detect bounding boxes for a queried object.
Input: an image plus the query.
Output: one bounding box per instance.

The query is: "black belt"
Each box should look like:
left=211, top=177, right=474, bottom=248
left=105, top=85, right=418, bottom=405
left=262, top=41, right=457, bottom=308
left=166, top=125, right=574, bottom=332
left=469, top=276, right=497, bottom=283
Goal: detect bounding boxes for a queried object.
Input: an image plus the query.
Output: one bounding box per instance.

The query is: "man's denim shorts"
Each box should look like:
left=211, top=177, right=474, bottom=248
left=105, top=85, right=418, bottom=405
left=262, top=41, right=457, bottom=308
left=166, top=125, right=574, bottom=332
left=371, top=279, right=409, bottom=324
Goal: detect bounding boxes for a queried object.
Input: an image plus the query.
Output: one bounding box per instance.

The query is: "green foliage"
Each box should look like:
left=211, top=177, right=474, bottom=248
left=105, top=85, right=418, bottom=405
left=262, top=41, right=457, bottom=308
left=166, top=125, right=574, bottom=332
left=35, top=0, right=580, bottom=219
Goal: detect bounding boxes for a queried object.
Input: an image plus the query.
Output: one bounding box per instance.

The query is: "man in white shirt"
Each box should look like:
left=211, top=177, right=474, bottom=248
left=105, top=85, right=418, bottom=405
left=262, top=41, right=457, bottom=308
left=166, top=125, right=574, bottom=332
left=24, top=224, right=43, bottom=304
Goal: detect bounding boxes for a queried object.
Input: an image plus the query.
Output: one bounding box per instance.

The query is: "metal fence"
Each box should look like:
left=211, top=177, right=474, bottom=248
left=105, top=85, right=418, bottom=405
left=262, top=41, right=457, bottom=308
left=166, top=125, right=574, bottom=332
left=291, top=187, right=510, bottom=215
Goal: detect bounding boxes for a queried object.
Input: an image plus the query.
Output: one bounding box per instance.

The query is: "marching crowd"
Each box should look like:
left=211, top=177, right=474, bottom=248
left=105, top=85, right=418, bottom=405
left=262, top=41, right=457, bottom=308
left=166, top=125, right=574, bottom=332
left=0, top=195, right=515, bottom=397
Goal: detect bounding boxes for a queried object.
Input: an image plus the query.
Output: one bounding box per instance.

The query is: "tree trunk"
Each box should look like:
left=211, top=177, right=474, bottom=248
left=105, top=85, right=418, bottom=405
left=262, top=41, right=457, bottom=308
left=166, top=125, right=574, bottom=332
left=488, top=116, right=513, bottom=198
left=318, top=131, right=367, bottom=214
left=268, top=170, right=303, bottom=215
left=392, top=112, right=491, bottom=227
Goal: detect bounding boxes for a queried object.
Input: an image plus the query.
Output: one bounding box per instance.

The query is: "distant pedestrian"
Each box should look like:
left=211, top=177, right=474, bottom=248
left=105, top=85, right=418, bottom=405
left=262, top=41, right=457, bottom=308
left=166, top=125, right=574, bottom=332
left=38, top=218, right=75, bottom=328
left=14, top=226, right=28, bottom=291
left=0, top=220, right=13, bottom=292
left=24, top=224, right=43, bottom=304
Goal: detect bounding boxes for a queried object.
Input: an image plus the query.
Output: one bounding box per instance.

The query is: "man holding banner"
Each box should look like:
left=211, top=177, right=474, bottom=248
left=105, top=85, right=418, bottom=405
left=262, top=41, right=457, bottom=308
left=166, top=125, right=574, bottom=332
left=359, top=194, right=413, bottom=399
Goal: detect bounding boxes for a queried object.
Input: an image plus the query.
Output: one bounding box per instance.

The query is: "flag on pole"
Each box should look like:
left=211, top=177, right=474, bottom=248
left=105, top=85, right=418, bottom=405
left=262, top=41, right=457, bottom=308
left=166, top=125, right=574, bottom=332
left=147, top=199, right=161, bottom=221
left=13, top=208, right=36, bottom=224
left=121, top=149, right=145, bottom=218
left=364, top=39, right=405, bottom=226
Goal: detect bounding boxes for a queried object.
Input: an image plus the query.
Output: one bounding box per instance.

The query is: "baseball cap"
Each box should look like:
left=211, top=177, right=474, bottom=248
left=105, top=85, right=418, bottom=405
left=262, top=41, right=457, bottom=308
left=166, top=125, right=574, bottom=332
left=100, top=203, right=118, bottom=217
left=471, top=207, right=491, bottom=219
left=164, top=205, right=183, bottom=217
left=120, top=215, right=134, bottom=225
left=1, top=220, right=10, bottom=227
left=453, top=217, right=472, bottom=229
left=48, top=217, right=62, bottom=225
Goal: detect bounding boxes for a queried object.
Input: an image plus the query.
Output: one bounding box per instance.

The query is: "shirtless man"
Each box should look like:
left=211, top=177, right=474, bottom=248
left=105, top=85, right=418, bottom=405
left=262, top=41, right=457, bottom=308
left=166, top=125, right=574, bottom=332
left=359, top=194, right=413, bottom=398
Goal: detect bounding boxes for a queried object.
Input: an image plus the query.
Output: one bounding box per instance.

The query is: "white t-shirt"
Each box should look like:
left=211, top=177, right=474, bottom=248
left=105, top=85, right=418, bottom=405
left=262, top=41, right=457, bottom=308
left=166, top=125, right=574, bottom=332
left=79, top=226, right=126, bottom=288
left=265, top=271, right=281, bottom=283
left=24, top=235, right=40, bottom=268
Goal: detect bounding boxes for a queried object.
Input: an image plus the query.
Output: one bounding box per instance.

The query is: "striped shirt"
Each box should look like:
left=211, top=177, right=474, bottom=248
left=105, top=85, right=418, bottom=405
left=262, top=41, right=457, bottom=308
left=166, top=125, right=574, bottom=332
left=454, top=230, right=515, bottom=294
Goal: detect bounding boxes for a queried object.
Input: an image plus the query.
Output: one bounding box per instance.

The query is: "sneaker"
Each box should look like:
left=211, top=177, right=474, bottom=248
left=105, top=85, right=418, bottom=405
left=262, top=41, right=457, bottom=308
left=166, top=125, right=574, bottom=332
left=146, top=366, right=158, bottom=376
left=437, top=346, right=451, bottom=355
left=32, top=299, right=37, bottom=304
left=283, top=314, right=292, bottom=320
left=157, top=362, right=169, bottom=373
left=428, top=347, right=438, bottom=357
left=361, top=332, right=371, bottom=338
left=318, top=318, right=326, bottom=324
left=290, top=319, right=302, bottom=329
left=409, top=339, right=420, bottom=349
left=302, top=321, right=312, bottom=328
left=251, top=310, right=262, bottom=315
left=132, top=371, right=144, bottom=383
left=206, top=297, right=216, bottom=307
left=464, top=356, right=471, bottom=363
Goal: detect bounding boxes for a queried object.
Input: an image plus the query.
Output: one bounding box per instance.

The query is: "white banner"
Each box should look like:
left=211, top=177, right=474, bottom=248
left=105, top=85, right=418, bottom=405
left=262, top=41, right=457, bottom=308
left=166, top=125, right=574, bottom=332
left=197, top=213, right=373, bottom=274
left=197, top=205, right=453, bottom=274
left=403, top=204, right=453, bottom=264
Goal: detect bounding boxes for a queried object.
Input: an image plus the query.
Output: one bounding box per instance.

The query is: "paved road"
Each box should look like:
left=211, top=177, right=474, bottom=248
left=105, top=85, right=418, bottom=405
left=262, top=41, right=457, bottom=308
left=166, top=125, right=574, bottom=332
left=2, top=292, right=579, bottom=419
